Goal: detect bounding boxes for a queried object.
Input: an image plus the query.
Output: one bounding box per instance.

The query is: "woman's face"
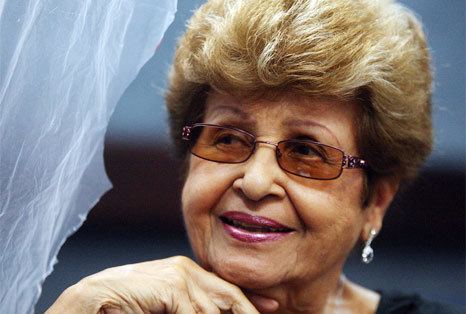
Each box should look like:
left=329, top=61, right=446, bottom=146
left=181, top=90, right=373, bottom=290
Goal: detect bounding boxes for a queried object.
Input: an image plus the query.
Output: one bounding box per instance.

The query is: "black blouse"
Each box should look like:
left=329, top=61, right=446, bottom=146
left=376, top=291, right=464, bottom=314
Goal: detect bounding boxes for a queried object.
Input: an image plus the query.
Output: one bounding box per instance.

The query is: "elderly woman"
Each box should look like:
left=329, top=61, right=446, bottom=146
left=47, top=0, right=455, bottom=313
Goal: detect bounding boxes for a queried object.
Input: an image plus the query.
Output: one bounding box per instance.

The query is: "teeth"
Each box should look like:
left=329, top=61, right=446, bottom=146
left=224, top=217, right=289, bottom=233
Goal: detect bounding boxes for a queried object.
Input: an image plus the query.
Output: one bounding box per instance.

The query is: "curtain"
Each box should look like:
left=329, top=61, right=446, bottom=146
left=0, top=0, right=177, bottom=312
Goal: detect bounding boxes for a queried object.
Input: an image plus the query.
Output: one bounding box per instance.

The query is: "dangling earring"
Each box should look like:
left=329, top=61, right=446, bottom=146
left=361, top=228, right=377, bottom=264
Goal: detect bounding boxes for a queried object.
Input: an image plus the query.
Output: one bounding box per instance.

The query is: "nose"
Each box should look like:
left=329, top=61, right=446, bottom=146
left=233, top=143, right=286, bottom=202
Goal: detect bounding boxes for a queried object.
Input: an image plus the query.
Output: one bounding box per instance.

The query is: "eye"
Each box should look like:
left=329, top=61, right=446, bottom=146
left=213, top=130, right=252, bottom=149
left=215, top=133, right=238, bottom=145
left=292, top=143, right=315, bottom=156
left=284, top=141, right=329, bottom=162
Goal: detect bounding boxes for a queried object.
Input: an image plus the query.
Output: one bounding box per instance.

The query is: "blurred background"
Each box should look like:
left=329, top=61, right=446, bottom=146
left=36, top=0, right=465, bottom=312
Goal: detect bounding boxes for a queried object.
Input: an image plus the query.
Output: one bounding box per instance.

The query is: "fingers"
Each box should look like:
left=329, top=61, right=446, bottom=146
left=151, top=256, right=258, bottom=314
left=186, top=280, right=221, bottom=314
left=100, top=307, right=124, bottom=314
left=245, top=292, right=280, bottom=313
left=97, top=267, right=201, bottom=314
left=181, top=260, right=259, bottom=314
left=170, top=289, right=197, bottom=314
left=47, top=256, right=262, bottom=314
left=200, top=283, right=257, bottom=314
left=209, top=285, right=259, bottom=314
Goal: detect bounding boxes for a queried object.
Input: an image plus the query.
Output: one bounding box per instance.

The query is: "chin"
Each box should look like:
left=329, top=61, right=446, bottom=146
left=208, top=255, right=284, bottom=289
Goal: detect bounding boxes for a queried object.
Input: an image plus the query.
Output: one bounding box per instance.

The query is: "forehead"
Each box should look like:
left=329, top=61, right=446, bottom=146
left=205, top=90, right=356, bottom=119
left=203, top=90, right=360, bottom=151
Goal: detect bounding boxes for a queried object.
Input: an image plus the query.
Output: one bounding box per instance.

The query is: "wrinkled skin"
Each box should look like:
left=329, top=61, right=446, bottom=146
left=181, top=91, right=396, bottom=313
left=47, top=91, right=397, bottom=314
left=46, top=256, right=266, bottom=314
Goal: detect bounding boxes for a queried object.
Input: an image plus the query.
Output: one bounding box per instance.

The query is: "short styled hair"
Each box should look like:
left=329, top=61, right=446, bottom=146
left=165, top=0, right=432, bottom=185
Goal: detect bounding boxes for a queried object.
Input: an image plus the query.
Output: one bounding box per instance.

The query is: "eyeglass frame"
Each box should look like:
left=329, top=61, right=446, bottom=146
left=182, top=123, right=367, bottom=180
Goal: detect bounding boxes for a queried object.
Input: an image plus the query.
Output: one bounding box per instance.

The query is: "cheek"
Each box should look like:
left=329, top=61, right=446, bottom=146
left=290, top=178, right=365, bottom=275
left=182, top=158, right=233, bottom=216
left=181, top=158, right=235, bottom=261
left=290, top=174, right=366, bottom=248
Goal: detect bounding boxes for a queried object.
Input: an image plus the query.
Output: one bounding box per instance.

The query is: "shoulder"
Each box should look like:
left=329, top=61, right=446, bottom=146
left=376, top=291, right=464, bottom=314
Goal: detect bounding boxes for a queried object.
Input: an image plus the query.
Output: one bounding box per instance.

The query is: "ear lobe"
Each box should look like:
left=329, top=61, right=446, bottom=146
left=362, top=177, right=399, bottom=239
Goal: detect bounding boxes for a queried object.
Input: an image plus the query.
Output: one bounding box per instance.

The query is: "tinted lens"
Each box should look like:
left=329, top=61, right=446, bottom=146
left=277, top=140, right=344, bottom=179
left=189, top=125, right=254, bottom=163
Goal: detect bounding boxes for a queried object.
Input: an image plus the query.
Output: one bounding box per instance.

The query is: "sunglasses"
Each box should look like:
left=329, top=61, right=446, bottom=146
left=182, top=123, right=367, bottom=180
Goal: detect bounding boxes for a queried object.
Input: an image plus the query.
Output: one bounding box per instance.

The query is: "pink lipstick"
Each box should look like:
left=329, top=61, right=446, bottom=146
left=219, top=211, right=294, bottom=243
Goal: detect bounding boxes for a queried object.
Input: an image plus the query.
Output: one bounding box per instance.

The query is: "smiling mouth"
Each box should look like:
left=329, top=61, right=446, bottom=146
left=219, top=216, right=294, bottom=233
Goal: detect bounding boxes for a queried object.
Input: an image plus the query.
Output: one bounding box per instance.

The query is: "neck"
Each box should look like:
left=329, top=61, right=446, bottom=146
left=246, top=272, right=380, bottom=314
left=323, top=274, right=346, bottom=314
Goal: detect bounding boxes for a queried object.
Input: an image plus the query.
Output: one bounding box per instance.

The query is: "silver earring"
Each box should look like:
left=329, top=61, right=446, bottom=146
left=361, top=228, right=377, bottom=264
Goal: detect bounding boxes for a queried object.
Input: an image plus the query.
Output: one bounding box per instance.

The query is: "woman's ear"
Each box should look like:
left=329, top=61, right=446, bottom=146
left=361, top=177, right=399, bottom=239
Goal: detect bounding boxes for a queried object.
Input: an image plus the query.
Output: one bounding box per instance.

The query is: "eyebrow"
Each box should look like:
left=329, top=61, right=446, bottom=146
left=207, top=105, right=340, bottom=146
left=282, top=118, right=340, bottom=146
left=206, top=105, right=254, bottom=124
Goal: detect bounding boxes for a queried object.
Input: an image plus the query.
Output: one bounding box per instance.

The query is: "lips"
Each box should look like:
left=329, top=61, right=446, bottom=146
left=219, top=211, right=294, bottom=242
left=220, top=211, right=293, bottom=232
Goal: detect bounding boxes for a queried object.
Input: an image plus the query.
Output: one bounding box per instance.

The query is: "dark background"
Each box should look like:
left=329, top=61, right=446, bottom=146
left=36, top=0, right=465, bottom=312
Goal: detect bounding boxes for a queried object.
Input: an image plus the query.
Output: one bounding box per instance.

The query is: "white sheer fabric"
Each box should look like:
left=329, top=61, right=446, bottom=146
left=0, top=0, right=176, bottom=312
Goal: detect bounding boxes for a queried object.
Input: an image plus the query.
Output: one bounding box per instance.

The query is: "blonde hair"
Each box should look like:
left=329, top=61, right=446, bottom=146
left=165, top=0, right=432, bottom=184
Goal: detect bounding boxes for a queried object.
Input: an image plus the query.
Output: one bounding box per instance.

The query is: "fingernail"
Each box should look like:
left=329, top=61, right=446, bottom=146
left=247, top=293, right=279, bottom=313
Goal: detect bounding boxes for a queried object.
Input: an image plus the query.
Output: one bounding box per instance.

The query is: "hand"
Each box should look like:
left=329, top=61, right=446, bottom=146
left=46, top=256, right=276, bottom=314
